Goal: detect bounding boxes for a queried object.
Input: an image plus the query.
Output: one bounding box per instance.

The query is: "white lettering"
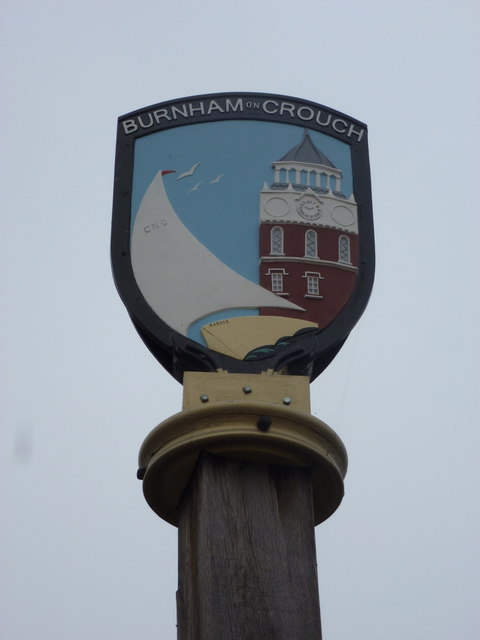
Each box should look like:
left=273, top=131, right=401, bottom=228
left=316, top=111, right=332, bottom=127
left=189, top=102, right=205, bottom=117
left=225, top=98, right=243, bottom=112
left=262, top=100, right=279, bottom=114
left=297, top=106, right=314, bottom=121
left=207, top=100, right=224, bottom=115
left=121, top=97, right=356, bottom=143
left=123, top=119, right=138, bottom=134
left=332, top=118, right=348, bottom=134
left=138, top=113, right=154, bottom=129
left=171, top=104, right=188, bottom=119
left=348, top=124, right=364, bottom=142
left=153, top=109, right=170, bottom=123
left=279, top=102, right=295, bottom=117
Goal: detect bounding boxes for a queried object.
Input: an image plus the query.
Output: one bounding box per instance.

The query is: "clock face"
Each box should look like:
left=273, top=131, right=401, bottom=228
left=264, top=196, right=289, bottom=217
left=297, top=198, right=322, bottom=220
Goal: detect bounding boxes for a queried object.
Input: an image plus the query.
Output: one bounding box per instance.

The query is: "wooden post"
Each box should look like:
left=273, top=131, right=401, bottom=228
left=176, top=452, right=322, bottom=640
left=138, top=372, right=347, bottom=639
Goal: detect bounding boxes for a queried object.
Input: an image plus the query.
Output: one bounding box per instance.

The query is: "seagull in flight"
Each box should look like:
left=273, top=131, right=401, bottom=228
left=210, top=174, right=223, bottom=184
left=176, top=162, right=201, bottom=180
left=188, top=181, right=202, bottom=194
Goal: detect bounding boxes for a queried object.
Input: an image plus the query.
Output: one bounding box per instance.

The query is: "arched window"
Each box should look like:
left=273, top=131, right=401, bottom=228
left=339, top=235, right=350, bottom=263
left=305, top=230, right=317, bottom=258
left=270, top=226, right=284, bottom=255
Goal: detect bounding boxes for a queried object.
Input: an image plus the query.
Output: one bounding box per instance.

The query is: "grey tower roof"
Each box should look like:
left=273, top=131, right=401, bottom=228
left=279, top=130, right=335, bottom=168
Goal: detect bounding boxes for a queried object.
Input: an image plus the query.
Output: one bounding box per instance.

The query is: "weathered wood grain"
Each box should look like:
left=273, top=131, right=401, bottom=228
left=177, top=452, right=322, bottom=639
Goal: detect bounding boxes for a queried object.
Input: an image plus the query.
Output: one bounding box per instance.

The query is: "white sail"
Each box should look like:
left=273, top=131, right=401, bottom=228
left=131, top=170, right=303, bottom=336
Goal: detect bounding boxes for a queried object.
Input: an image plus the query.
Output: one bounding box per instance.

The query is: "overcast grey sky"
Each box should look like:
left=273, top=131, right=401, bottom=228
left=1, top=1, right=479, bottom=638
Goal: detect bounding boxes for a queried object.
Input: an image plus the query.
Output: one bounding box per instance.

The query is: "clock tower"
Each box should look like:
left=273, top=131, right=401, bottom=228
left=259, top=130, right=359, bottom=328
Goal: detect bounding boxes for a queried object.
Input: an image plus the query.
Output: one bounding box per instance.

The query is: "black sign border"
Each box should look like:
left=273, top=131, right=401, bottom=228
left=111, top=92, right=375, bottom=382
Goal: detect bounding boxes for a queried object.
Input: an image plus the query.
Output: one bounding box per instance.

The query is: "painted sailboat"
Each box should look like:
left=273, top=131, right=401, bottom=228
left=131, top=170, right=304, bottom=340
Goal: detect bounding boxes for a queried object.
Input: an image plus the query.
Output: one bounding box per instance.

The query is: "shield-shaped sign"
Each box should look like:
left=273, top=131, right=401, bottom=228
left=111, top=93, right=374, bottom=383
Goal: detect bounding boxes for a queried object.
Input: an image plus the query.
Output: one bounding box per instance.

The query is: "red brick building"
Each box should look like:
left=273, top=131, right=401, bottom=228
left=259, top=131, right=358, bottom=328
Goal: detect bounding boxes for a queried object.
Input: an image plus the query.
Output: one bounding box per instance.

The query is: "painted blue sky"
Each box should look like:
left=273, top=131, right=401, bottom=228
left=132, top=121, right=352, bottom=283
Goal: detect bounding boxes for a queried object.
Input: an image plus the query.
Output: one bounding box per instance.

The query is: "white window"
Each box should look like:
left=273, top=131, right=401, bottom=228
left=270, top=226, right=284, bottom=255
left=339, top=235, right=350, bottom=263
left=303, top=271, right=324, bottom=297
left=305, top=230, right=318, bottom=258
left=266, top=268, right=289, bottom=294
left=307, top=275, right=319, bottom=295
left=271, top=272, right=283, bottom=292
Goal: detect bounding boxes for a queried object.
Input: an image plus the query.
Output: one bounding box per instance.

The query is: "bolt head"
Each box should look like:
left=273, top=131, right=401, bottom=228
left=257, top=416, right=272, bottom=432
left=200, top=394, right=209, bottom=403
